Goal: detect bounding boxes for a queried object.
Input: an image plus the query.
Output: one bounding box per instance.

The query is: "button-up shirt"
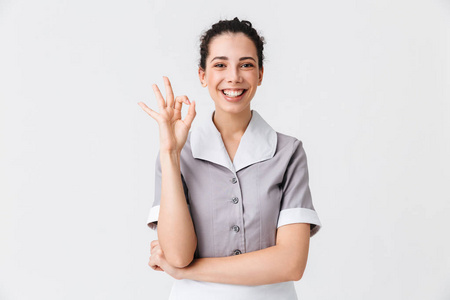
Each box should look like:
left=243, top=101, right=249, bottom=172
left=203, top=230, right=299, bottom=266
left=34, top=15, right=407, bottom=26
left=147, top=110, right=322, bottom=300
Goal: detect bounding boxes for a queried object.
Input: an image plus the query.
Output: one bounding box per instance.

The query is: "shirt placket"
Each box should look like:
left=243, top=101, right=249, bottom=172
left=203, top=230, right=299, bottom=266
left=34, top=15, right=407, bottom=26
left=229, top=170, right=246, bottom=256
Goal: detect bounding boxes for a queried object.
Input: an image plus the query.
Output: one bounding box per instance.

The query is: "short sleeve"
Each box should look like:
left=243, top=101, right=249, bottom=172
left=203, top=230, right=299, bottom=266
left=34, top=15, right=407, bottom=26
left=146, top=151, right=190, bottom=230
left=277, top=140, right=322, bottom=237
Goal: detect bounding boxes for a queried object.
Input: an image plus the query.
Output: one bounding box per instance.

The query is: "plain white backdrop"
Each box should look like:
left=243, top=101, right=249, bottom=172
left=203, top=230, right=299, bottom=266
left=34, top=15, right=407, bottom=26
left=1, top=0, right=449, bottom=299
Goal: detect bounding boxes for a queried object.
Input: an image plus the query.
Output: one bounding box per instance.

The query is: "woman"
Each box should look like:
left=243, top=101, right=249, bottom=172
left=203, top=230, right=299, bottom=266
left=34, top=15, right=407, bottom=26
left=138, top=17, right=322, bottom=300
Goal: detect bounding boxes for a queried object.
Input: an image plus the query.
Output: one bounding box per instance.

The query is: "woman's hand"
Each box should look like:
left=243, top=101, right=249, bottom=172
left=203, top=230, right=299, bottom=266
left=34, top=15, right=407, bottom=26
left=149, top=240, right=185, bottom=280
left=138, top=76, right=196, bottom=154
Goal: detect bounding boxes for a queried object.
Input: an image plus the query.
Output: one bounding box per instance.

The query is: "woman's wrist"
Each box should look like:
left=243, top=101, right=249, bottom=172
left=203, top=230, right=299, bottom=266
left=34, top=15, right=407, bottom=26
left=159, top=150, right=181, bottom=164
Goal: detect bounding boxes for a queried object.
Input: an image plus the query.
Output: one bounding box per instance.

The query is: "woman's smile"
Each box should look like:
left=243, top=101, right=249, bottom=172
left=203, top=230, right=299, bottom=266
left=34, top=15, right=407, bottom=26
left=221, top=89, right=248, bottom=102
left=222, top=89, right=246, bottom=97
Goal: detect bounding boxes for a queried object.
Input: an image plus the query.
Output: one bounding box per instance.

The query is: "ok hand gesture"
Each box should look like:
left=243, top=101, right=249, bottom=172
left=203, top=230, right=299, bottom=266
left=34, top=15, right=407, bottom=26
left=138, top=76, right=196, bottom=154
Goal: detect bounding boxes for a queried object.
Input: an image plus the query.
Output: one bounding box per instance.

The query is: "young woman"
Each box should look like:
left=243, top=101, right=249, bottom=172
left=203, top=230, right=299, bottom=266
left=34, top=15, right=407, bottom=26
left=138, top=18, right=322, bottom=300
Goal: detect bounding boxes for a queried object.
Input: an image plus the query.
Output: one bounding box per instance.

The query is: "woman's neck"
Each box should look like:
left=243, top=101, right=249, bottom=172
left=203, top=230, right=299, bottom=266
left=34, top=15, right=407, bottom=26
left=212, top=108, right=252, bottom=139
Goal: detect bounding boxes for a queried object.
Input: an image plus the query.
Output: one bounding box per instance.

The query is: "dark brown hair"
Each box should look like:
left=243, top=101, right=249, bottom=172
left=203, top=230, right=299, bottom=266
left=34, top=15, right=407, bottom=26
left=199, top=17, right=265, bottom=70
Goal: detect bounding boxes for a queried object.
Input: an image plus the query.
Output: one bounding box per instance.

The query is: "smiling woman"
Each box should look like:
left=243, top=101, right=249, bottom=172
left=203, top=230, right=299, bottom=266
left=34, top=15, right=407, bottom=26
left=138, top=17, right=322, bottom=300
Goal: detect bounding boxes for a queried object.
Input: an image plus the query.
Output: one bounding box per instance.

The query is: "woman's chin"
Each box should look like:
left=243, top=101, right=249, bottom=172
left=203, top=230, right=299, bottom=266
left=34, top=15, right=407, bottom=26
left=214, top=102, right=252, bottom=115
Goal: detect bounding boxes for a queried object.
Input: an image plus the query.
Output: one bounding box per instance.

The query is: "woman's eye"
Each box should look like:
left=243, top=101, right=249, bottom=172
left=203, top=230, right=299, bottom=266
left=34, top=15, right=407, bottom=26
left=242, top=63, right=254, bottom=68
left=214, top=63, right=225, bottom=68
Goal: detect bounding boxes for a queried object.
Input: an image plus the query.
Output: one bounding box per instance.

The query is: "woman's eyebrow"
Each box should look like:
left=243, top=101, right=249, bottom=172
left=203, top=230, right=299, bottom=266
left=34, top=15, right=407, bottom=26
left=239, top=57, right=256, bottom=62
left=210, top=56, right=228, bottom=62
left=210, top=56, right=257, bottom=63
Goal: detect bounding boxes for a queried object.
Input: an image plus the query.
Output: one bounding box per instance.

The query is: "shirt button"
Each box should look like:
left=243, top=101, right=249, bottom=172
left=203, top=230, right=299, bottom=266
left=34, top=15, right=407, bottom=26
left=230, top=177, right=237, bottom=184
left=233, top=249, right=242, bottom=255
left=232, top=225, right=240, bottom=232
left=232, top=197, right=239, bottom=204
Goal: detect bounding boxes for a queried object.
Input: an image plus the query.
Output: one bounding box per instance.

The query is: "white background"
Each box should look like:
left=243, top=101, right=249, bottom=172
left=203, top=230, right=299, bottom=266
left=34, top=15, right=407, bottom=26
left=1, top=0, right=449, bottom=299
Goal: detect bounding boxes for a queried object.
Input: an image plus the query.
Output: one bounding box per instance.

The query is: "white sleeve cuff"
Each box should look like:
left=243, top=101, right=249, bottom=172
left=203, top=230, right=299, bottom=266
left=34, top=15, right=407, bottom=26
left=146, top=204, right=192, bottom=231
left=147, top=205, right=160, bottom=230
left=277, top=207, right=322, bottom=237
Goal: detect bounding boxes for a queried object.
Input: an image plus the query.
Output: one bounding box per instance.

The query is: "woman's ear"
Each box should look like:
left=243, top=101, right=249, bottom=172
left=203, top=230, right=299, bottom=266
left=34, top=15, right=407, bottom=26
left=258, top=66, right=264, bottom=86
left=198, top=67, right=207, bottom=87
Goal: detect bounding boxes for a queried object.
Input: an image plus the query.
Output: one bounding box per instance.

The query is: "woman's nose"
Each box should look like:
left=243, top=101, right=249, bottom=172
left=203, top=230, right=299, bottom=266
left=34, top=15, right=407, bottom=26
left=226, top=67, right=243, bottom=83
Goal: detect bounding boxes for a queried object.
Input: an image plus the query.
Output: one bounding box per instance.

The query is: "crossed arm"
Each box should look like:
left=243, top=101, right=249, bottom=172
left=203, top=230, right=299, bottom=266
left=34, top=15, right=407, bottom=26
left=149, top=222, right=311, bottom=286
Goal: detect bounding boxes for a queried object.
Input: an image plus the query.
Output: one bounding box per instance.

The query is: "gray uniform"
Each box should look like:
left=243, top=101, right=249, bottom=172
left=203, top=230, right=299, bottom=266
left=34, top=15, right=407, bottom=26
left=147, top=110, right=322, bottom=299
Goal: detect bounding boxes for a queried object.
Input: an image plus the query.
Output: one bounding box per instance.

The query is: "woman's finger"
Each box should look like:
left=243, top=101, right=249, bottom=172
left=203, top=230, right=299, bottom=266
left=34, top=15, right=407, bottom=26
left=150, top=240, right=159, bottom=248
left=173, top=95, right=190, bottom=121
left=150, top=241, right=160, bottom=255
left=150, top=245, right=159, bottom=254
left=163, top=76, right=175, bottom=109
left=152, top=83, right=166, bottom=111
left=149, top=248, right=166, bottom=272
left=151, top=264, right=164, bottom=272
left=173, top=96, right=183, bottom=120
left=138, top=102, right=160, bottom=121
left=149, top=256, right=163, bottom=271
left=150, top=263, right=164, bottom=272
left=183, top=100, right=196, bottom=128
left=174, top=95, right=190, bottom=112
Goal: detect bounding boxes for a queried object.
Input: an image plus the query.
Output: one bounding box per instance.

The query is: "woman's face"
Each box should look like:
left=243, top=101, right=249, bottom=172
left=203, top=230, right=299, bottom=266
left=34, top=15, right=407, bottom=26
left=198, top=32, right=264, bottom=115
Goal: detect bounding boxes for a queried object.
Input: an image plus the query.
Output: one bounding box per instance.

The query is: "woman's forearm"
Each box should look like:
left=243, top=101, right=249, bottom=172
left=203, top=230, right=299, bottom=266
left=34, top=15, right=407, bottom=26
left=157, top=151, right=197, bottom=268
left=180, top=244, right=302, bottom=286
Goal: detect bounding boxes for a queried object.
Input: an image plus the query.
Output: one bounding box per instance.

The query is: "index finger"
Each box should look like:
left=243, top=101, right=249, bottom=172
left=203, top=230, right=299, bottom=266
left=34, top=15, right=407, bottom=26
left=163, top=76, right=175, bottom=108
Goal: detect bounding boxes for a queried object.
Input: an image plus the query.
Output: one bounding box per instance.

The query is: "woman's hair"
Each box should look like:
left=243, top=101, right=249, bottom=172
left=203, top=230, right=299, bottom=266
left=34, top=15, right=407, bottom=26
left=199, top=17, right=265, bottom=70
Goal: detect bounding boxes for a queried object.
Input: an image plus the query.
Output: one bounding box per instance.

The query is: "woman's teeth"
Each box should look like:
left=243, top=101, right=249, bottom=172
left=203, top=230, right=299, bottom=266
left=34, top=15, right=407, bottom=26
left=222, top=89, right=245, bottom=97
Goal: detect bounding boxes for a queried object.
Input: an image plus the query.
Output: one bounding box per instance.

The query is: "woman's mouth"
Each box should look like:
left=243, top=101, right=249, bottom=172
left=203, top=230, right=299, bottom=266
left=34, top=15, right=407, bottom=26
left=221, top=89, right=247, bottom=102
left=222, top=89, right=246, bottom=97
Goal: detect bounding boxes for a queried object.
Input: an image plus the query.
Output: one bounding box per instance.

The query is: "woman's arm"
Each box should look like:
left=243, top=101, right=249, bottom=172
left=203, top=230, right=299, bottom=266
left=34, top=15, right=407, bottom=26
left=158, top=151, right=197, bottom=268
left=150, top=223, right=310, bottom=285
left=139, top=76, right=197, bottom=268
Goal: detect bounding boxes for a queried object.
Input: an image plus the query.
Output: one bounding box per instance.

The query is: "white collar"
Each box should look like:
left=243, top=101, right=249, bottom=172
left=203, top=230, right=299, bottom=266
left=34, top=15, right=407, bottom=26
left=190, top=110, right=278, bottom=173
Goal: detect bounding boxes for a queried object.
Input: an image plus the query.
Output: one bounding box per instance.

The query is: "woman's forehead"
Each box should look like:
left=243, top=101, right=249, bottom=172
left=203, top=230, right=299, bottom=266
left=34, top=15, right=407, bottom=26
left=208, top=32, right=257, bottom=59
